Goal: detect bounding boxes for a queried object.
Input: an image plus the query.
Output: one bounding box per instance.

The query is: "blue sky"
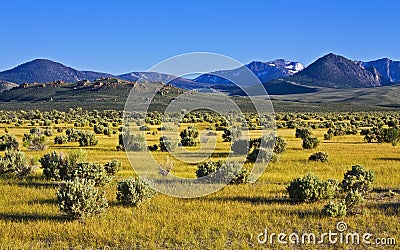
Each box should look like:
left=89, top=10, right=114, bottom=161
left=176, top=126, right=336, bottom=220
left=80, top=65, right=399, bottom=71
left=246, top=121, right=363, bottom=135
left=0, top=0, right=399, bottom=74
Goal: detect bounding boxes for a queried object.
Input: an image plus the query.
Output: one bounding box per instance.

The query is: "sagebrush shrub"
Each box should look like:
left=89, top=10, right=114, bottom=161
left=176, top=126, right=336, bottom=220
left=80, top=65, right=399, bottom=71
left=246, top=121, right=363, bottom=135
left=39, top=151, right=68, bottom=180
left=247, top=148, right=273, bottom=163
left=302, top=136, right=319, bottom=149
left=344, top=190, right=365, bottom=213
left=322, top=201, right=347, bottom=217
left=0, top=134, right=19, bottom=151
left=0, top=150, right=33, bottom=177
left=57, top=179, right=108, bottom=219
left=116, top=178, right=156, bottom=206
left=287, top=174, right=338, bottom=202
left=180, top=126, right=199, bottom=146
left=231, top=139, right=249, bottom=155
left=341, top=165, right=375, bottom=194
left=159, top=136, right=176, bottom=152
left=104, top=159, right=121, bottom=176
left=196, top=161, right=249, bottom=184
left=78, top=131, right=98, bottom=146
left=69, top=163, right=111, bottom=187
left=273, top=136, right=287, bottom=154
left=295, top=127, right=312, bottom=139
left=309, top=151, right=329, bottom=162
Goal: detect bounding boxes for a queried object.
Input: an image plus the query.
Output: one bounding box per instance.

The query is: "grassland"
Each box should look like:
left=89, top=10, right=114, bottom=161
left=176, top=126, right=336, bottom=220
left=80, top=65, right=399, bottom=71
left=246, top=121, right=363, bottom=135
left=0, top=116, right=399, bottom=249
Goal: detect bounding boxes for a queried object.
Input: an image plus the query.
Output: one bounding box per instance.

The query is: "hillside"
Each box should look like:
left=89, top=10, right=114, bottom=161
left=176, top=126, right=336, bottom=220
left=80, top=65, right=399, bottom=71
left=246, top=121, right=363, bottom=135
left=362, top=58, right=400, bottom=84
left=286, top=53, right=386, bottom=88
left=0, top=59, right=115, bottom=84
left=0, top=80, right=18, bottom=92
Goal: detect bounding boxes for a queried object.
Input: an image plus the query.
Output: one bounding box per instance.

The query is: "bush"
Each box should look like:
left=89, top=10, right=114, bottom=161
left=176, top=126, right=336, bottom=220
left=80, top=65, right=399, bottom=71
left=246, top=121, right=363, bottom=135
left=295, top=127, right=312, bottom=139
left=57, top=179, right=108, bottom=219
left=148, top=144, right=159, bottom=151
left=104, top=159, right=121, bottom=176
left=322, top=201, right=347, bottom=217
left=302, top=136, right=319, bottom=149
left=39, top=151, right=68, bottom=180
left=195, top=161, right=249, bottom=184
left=341, top=165, right=375, bottom=194
left=309, top=151, right=329, bottom=162
left=344, top=190, right=365, bottom=214
left=231, top=139, right=249, bottom=155
left=0, top=150, right=33, bottom=177
left=180, top=126, right=199, bottom=146
left=274, top=136, right=287, bottom=154
left=0, top=134, right=19, bottom=151
left=93, top=124, right=104, bottom=134
left=222, top=126, right=241, bottom=142
left=23, top=133, right=47, bottom=151
left=116, top=178, right=156, bottom=206
left=287, top=173, right=338, bottom=202
left=118, top=133, right=147, bottom=151
left=78, top=131, right=98, bottom=146
left=54, top=135, right=68, bottom=144
left=159, top=136, right=176, bottom=152
left=44, top=127, right=54, bottom=136
left=69, top=163, right=111, bottom=187
left=247, top=148, right=272, bottom=163
left=195, top=160, right=224, bottom=178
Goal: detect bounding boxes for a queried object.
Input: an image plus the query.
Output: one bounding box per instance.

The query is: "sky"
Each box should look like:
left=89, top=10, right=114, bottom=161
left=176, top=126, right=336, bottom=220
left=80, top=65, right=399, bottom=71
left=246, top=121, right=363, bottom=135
left=0, top=0, right=399, bottom=75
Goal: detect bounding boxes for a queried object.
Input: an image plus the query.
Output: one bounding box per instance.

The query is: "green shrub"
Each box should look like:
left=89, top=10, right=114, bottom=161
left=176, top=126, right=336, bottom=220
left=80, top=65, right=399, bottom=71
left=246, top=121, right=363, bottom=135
left=0, top=150, right=33, bottom=177
left=195, top=160, right=224, bottom=178
left=231, top=139, right=249, bottom=155
left=116, top=178, right=156, bottom=206
left=54, top=135, right=68, bottom=144
left=93, top=124, right=104, bottom=134
left=295, top=127, right=312, bottom=139
left=104, top=159, right=121, bottom=176
left=322, top=201, right=347, bottom=217
left=287, top=173, right=338, bottom=202
left=118, top=133, right=147, bottom=151
left=23, top=133, right=47, bottom=151
left=57, top=179, right=108, bottom=219
left=247, top=148, right=273, bottom=163
left=159, top=136, right=176, bottom=152
left=341, top=165, right=375, bottom=194
left=180, top=126, right=199, bottom=146
left=274, top=136, right=287, bottom=154
left=69, top=163, right=111, bottom=187
left=344, top=190, right=365, bottom=214
left=0, top=134, right=19, bottom=151
left=195, top=161, right=249, bottom=184
left=302, top=136, right=319, bottom=149
left=39, top=151, right=68, bottom=180
left=222, top=126, right=241, bottom=142
left=78, top=131, right=98, bottom=146
left=309, top=151, right=329, bottom=162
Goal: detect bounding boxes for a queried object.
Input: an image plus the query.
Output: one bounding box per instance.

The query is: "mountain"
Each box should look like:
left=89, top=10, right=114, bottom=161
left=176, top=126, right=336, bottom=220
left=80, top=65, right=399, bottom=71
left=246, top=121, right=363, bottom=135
left=0, top=59, right=115, bottom=84
left=361, top=58, right=400, bottom=84
left=118, top=72, right=212, bottom=90
left=193, top=59, right=304, bottom=85
left=0, top=80, right=18, bottom=92
left=286, top=53, right=386, bottom=88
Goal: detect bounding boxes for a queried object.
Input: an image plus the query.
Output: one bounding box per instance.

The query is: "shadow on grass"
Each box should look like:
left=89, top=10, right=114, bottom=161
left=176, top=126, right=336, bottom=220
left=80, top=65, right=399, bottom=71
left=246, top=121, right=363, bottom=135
left=0, top=212, right=68, bottom=222
left=14, top=181, right=60, bottom=189
left=28, top=198, right=58, bottom=205
left=199, top=196, right=294, bottom=205
left=374, top=157, right=400, bottom=161
left=373, top=188, right=400, bottom=193
left=367, top=203, right=400, bottom=216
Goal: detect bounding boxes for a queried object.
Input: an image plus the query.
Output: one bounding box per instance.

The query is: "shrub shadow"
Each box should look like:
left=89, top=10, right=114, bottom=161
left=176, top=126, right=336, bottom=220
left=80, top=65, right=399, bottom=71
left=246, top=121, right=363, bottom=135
left=375, top=157, right=400, bottom=161
left=368, top=203, right=400, bottom=216
left=0, top=212, right=68, bottom=222
left=200, top=196, right=294, bottom=205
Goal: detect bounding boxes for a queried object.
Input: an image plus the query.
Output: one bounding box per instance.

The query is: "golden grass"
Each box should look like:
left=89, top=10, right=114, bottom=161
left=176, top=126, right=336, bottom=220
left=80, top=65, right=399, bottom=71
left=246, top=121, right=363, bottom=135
left=0, top=122, right=399, bottom=249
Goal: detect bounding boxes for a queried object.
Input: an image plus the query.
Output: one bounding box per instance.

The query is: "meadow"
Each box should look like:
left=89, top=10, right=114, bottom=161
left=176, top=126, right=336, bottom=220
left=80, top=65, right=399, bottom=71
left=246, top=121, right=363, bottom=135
left=0, top=111, right=399, bottom=249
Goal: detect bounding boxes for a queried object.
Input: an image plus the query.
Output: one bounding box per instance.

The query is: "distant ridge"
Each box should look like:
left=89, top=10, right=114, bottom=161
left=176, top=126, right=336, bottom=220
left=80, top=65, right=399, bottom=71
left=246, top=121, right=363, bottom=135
left=0, top=59, right=114, bottom=84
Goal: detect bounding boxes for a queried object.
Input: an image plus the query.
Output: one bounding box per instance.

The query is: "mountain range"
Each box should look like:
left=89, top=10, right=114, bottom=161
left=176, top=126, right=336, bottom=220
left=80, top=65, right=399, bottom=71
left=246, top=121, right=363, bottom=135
left=0, top=53, right=399, bottom=96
